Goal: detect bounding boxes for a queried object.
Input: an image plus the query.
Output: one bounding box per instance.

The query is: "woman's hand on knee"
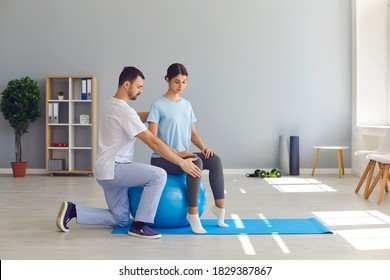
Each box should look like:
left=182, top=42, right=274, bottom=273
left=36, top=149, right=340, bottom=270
left=201, top=148, right=214, bottom=159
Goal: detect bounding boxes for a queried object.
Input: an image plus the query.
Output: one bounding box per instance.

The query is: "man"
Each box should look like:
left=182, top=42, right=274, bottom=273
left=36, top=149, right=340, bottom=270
left=56, top=66, right=202, bottom=239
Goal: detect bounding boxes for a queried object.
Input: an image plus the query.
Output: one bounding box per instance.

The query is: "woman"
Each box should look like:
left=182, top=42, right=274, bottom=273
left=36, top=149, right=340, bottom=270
left=147, top=63, right=228, bottom=234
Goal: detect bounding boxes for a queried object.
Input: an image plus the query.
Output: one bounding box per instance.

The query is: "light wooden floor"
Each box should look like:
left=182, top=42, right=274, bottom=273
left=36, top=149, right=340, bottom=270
left=0, top=173, right=389, bottom=260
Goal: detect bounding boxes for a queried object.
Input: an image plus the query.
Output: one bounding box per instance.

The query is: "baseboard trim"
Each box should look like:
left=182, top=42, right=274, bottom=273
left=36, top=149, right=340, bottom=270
left=223, top=168, right=352, bottom=175
left=0, top=168, right=352, bottom=176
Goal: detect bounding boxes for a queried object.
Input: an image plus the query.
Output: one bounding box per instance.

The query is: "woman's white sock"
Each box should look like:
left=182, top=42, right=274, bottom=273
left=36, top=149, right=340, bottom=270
left=212, top=206, right=229, bottom=227
left=186, top=213, right=207, bottom=234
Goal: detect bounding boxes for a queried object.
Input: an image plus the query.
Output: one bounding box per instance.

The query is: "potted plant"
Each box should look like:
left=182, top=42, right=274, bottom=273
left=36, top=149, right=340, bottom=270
left=0, top=77, right=42, bottom=177
left=57, top=90, right=64, bottom=100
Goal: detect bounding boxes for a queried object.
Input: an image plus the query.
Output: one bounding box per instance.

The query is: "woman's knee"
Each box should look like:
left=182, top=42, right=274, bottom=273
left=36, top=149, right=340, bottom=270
left=210, top=154, right=222, bottom=166
left=201, top=153, right=222, bottom=171
left=194, top=157, right=203, bottom=169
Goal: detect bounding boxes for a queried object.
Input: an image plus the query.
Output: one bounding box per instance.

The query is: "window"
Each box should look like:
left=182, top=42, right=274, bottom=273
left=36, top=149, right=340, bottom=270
left=354, top=0, right=389, bottom=126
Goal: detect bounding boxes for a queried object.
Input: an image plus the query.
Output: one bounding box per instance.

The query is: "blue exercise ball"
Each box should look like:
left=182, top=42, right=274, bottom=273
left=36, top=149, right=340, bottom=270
left=128, top=173, right=207, bottom=228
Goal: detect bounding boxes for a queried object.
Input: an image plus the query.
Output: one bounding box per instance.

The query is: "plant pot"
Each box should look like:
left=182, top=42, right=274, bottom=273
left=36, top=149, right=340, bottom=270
left=11, top=162, right=27, bottom=177
left=58, top=96, right=64, bottom=100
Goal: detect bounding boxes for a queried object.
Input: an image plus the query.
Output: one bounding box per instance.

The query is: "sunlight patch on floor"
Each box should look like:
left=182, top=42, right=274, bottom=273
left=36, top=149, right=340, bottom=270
left=272, top=234, right=291, bottom=254
left=258, top=213, right=291, bottom=254
left=231, top=214, right=245, bottom=228
left=313, top=210, right=390, bottom=250
left=265, top=178, right=322, bottom=184
left=312, top=210, right=389, bottom=226
left=237, top=234, right=256, bottom=255
left=231, top=214, right=256, bottom=255
left=336, top=228, right=390, bottom=250
left=264, top=177, right=336, bottom=192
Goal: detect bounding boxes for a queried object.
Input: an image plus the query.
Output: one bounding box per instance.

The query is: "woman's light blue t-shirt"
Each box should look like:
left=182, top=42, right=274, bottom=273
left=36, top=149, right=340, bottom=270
left=147, top=96, right=196, bottom=158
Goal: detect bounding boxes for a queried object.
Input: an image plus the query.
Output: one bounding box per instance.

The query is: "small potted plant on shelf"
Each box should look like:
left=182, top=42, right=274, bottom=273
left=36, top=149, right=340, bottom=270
left=57, top=90, right=64, bottom=100
left=0, top=76, right=42, bottom=177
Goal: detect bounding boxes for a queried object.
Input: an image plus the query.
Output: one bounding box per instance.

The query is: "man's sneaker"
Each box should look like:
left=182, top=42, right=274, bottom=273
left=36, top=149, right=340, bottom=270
left=128, top=224, right=162, bottom=239
left=56, top=201, right=75, bottom=232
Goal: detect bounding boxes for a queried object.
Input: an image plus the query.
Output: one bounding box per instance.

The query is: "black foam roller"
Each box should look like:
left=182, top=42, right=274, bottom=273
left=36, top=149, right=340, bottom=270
left=289, top=136, right=300, bottom=176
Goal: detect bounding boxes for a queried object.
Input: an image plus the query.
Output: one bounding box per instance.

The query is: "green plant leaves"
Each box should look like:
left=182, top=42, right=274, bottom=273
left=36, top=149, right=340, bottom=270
left=0, top=76, right=42, bottom=162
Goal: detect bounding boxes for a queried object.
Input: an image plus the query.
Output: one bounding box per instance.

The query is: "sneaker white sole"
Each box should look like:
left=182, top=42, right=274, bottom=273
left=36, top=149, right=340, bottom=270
left=56, top=201, right=69, bottom=232
left=128, top=231, right=162, bottom=239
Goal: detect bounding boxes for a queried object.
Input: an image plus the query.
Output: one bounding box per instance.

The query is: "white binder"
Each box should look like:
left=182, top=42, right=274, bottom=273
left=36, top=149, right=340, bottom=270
left=87, top=78, right=92, bottom=100
left=48, top=103, right=53, bottom=123
left=53, top=103, right=59, bottom=123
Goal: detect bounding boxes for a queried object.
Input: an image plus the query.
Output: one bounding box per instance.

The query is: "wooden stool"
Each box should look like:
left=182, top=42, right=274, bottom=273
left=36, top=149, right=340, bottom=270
left=311, top=146, right=349, bottom=178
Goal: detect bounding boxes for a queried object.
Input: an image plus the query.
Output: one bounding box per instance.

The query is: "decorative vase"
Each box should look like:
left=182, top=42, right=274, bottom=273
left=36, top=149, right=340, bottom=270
left=11, top=162, right=27, bottom=177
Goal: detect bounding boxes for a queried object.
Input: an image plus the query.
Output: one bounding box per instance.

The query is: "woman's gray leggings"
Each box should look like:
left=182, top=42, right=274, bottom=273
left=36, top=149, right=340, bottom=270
left=151, top=153, right=225, bottom=207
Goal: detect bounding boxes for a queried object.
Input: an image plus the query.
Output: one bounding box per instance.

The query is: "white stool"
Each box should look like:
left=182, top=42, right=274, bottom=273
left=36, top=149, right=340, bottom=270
left=311, top=146, right=349, bottom=178
left=364, top=153, right=390, bottom=204
left=354, top=128, right=390, bottom=196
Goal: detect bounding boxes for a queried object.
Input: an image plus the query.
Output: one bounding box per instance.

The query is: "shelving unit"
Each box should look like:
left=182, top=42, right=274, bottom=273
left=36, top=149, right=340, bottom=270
left=45, top=76, right=97, bottom=176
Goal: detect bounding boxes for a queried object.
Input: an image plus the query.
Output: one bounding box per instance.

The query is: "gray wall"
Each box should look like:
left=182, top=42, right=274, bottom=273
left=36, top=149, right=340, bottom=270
left=0, top=0, right=352, bottom=170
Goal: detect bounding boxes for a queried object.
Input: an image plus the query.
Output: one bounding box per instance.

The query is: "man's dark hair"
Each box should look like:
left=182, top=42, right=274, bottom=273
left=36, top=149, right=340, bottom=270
left=118, top=66, right=145, bottom=87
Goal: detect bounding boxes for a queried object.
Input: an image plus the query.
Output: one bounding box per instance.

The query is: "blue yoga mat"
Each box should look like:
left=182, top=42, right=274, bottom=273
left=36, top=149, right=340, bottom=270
left=112, top=218, right=332, bottom=235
